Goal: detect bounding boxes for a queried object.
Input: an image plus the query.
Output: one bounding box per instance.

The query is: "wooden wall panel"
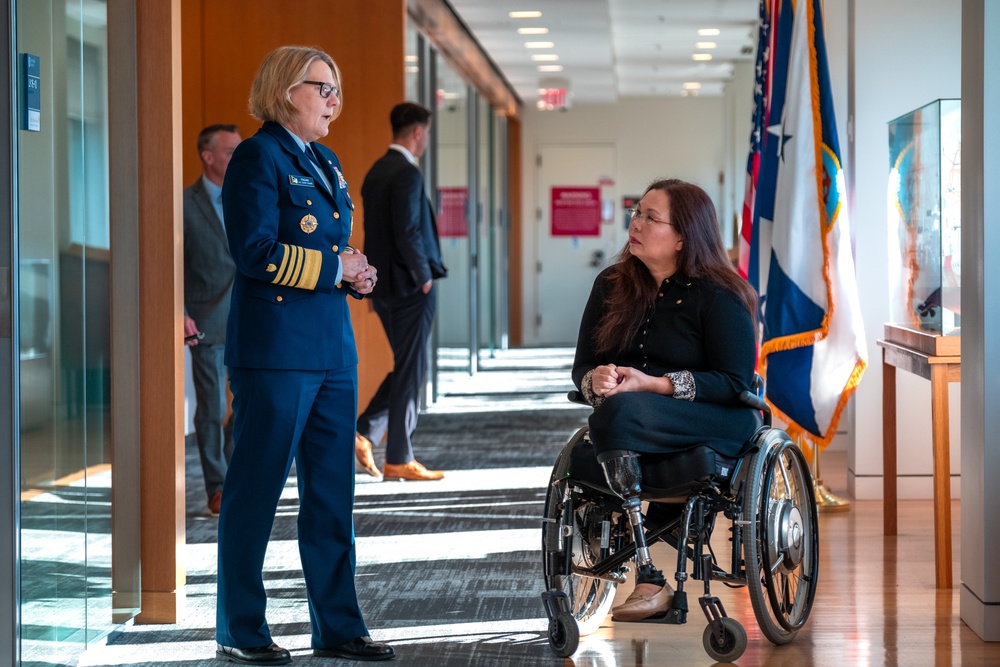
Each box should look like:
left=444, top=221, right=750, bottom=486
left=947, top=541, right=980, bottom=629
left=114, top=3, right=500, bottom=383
left=137, top=0, right=185, bottom=625
left=181, top=0, right=403, bottom=410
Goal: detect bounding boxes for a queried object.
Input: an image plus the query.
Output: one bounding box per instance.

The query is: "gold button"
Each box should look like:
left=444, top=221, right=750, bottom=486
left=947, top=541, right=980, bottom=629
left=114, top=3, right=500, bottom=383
left=306, top=199, right=312, bottom=206
left=642, top=362, right=647, bottom=368
left=665, top=278, right=670, bottom=283
left=276, top=295, right=283, bottom=302
left=334, top=212, right=340, bottom=219
left=336, top=282, right=342, bottom=289
left=332, top=245, right=339, bottom=252
left=676, top=299, right=682, bottom=304
left=658, top=292, right=664, bottom=297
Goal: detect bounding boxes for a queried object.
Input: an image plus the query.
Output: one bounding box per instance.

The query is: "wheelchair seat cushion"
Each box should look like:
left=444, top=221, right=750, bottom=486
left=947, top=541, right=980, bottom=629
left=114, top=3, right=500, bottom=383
left=567, top=436, right=738, bottom=501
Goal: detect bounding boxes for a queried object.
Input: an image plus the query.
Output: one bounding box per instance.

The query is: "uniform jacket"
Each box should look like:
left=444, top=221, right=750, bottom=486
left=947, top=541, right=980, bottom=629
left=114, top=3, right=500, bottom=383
left=572, top=269, right=757, bottom=405
left=183, top=177, right=236, bottom=344
left=222, top=121, right=360, bottom=370
left=361, top=149, right=446, bottom=299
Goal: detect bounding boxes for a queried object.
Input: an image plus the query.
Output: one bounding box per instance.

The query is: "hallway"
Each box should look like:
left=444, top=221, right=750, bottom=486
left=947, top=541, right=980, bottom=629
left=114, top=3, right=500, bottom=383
left=76, top=350, right=1000, bottom=666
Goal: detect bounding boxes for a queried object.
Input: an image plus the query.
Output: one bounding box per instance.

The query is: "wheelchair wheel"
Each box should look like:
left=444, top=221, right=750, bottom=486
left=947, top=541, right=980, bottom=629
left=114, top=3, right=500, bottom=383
left=547, top=611, right=580, bottom=658
left=743, top=431, right=819, bottom=645
left=702, top=617, right=748, bottom=663
left=542, top=436, right=618, bottom=636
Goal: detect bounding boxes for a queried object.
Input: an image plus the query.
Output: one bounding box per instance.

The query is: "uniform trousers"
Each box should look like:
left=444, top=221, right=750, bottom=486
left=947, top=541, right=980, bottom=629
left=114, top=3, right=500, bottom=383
left=356, top=288, right=435, bottom=465
left=189, top=343, right=233, bottom=497
left=216, top=365, right=368, bottom=650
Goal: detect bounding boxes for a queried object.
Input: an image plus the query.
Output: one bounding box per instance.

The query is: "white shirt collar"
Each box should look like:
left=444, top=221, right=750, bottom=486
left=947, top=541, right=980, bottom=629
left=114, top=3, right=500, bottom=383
left=388, top=143, right=417, bottom=165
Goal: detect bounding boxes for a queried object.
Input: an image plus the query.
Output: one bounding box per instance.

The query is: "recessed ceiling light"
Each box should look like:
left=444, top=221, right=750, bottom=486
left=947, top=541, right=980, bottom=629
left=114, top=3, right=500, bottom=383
left=683, top=82, right=702, bottom=90
left=518, top=27, right=549, bottom=35
left=537, top=65, right=564, bottom=72
left=696, top=42, right=717, bottom=49
left=698, top=28, right=721, bottom=36
left=509, top=10, right=542, bottom=19
left=404, top=55, right=418, bottom=63
left=692, top=53, right=713, bottom=61
left=525, top=41, right=555, bottom=49
left=405, top=66, right=419, bottom=74
left=531, top=54, right=560, bottom=61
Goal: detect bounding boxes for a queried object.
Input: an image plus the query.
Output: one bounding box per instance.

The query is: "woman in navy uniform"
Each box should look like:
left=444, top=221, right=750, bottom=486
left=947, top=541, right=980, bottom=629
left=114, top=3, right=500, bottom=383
left=215, top=46, right=393, bottom=664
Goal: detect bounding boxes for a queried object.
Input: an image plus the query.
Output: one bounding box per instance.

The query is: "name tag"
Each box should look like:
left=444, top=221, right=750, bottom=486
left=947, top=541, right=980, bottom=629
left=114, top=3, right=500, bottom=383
left=288, top=175, right=315, bottom=187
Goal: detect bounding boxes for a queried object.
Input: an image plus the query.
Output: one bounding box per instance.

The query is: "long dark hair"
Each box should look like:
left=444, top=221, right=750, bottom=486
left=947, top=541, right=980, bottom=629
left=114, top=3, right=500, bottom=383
left=592, top=179, right=758, bottom=355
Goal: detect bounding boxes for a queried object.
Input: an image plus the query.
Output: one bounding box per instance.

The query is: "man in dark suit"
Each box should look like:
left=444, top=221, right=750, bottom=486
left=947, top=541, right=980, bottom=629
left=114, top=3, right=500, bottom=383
left=355, top=102, right=447, bottom=481
left=183, top=124, right=240, bottom=515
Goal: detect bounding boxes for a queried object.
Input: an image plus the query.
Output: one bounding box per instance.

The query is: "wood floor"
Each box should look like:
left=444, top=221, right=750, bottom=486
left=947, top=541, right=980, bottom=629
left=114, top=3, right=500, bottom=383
left=581, top=450, right=1000, bottom=667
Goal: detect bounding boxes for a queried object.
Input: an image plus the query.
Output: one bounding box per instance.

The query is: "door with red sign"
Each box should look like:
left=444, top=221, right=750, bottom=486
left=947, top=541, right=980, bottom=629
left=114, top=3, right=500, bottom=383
left=535, top=144, right=621, bottom=344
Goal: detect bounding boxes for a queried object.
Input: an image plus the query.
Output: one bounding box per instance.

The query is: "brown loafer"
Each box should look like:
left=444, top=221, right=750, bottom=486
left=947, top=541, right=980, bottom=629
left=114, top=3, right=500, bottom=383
left=355, top=433, right=383, bottom=479
left=383, top=460, right=444, bottom=481
left=611, top=584, right=673, bottom=621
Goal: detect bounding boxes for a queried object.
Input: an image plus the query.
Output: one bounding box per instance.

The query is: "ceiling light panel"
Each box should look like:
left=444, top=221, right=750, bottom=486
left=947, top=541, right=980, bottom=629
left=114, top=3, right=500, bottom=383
left=447, top=0, right=755, bottom=104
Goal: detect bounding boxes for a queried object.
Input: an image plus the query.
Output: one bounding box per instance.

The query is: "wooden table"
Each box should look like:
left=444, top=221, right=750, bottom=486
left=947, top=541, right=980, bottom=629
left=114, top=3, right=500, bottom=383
left=877, top=326, right=960, bottom=589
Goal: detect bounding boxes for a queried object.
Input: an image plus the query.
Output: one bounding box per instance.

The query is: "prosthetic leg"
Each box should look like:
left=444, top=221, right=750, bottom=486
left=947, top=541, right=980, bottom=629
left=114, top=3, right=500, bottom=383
left=597, top=450, right=665, bottom=587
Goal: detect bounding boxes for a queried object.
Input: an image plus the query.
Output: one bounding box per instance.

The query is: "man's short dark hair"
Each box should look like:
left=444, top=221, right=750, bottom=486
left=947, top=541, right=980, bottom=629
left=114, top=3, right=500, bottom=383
left=390, top=102, right=432, bottom=139
left=197, top=124, right=239, bottom=153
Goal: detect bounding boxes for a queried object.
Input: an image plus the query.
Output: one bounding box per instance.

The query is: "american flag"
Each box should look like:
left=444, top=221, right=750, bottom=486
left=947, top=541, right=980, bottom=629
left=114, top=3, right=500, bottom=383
left=738, top=0, right=771, bottom=279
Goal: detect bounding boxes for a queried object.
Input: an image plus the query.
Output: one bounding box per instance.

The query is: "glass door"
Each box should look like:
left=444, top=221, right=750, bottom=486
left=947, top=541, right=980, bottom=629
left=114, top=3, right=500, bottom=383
left=15, top=0, right=113, bottom=663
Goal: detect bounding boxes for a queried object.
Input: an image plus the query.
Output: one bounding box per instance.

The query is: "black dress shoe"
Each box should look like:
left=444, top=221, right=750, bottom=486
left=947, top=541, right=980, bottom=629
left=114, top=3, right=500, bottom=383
left=314, top=636, right=394, bottom=661
left=216, top=643, right=292, bottom=665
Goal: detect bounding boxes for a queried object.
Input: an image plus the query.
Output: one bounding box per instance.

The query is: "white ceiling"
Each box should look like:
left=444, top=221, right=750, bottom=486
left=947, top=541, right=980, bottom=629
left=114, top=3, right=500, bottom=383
left=446, top=0, right=759, bottom=106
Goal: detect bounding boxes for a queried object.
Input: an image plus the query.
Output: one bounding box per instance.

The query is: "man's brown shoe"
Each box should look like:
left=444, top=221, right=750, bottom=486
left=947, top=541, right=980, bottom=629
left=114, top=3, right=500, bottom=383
left=355, top=433, right=383, bottom=479
left=383, top=460, right=444, bottom=481
left=208, top=491, right=222, bottom=516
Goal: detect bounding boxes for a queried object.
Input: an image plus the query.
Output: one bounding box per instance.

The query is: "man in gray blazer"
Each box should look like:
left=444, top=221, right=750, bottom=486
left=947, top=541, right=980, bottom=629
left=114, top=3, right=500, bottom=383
left=356, top=103, right=447, bottom=481
left=183, top=124, right=241, bottom=514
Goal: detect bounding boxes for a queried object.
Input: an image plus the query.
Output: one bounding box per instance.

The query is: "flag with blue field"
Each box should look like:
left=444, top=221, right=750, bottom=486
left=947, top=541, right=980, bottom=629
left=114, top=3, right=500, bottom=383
left=747, top=0, right=867, bottom=450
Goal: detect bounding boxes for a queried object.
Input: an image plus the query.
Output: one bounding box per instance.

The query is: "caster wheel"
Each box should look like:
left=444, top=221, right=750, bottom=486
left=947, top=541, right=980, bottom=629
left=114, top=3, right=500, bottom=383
left=703, top=617, right=747, bottom=662
left=548, top=611, right=580, bottom=658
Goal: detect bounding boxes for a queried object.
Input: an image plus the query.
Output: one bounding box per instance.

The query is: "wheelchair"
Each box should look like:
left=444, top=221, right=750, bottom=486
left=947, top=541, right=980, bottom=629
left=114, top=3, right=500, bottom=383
left=540, top=384, right=819, bottom=662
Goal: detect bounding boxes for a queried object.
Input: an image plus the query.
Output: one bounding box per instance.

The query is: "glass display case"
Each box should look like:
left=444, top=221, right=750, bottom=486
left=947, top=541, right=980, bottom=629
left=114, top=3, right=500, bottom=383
left=887, top=99, right=961, bottom=336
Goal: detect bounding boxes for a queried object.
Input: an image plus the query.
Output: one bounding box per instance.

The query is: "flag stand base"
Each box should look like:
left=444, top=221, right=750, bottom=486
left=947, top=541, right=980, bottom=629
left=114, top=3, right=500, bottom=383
left=802, top=433, right=852, bottom=513
left=813, top=477, right=851, bottom=512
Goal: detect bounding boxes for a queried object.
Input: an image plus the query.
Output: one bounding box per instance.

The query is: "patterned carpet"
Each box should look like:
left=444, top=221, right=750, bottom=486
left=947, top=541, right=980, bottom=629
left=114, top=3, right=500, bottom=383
left=79, top=350, right=594, bottom=666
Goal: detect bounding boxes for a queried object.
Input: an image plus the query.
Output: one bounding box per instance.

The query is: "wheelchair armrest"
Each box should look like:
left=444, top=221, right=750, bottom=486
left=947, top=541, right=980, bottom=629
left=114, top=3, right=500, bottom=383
left=567, top=390, right=590, bottom=406
left=739, top=389, right=768, bottom=412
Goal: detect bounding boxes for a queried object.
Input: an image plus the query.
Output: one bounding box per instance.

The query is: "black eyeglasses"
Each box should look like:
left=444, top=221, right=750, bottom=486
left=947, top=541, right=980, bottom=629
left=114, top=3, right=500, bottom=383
left=629, top=207, right=674, bottom=227
left=301, top=80, right=340, bottom=99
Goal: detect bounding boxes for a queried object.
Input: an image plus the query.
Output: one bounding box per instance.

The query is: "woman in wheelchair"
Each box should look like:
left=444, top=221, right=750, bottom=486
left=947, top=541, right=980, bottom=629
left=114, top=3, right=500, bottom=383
left=572, top=178, right=760, bottom=622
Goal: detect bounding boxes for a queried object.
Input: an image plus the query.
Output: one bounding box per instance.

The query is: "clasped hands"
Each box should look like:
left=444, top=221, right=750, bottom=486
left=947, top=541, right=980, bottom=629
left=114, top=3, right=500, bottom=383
left=590, top=364, right=675, bottom=398
left=341, top=248, right=377, bottom=295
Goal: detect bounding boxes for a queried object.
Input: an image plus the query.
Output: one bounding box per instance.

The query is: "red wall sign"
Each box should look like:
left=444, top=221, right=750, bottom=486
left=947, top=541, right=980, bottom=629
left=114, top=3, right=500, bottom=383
left=551, top=187, right=601, bottom=237
left=437, top=186, right=468, bottom=237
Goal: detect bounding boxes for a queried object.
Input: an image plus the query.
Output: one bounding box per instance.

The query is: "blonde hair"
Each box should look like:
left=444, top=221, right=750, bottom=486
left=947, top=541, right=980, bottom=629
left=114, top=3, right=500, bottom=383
left=248, top=46, right=343, bottom=126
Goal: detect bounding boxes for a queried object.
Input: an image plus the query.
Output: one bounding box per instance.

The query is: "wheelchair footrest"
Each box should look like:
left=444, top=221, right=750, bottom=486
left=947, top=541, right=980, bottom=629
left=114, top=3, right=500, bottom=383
left=611, top=590, right=688, bottom=625
left=540, top=590, right=572, bottom=622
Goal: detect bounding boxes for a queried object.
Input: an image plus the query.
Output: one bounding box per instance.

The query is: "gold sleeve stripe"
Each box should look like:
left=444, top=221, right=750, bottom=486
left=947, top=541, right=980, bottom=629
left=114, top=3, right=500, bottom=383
left=296, top=249, right=322, bottom=290
left=283, top=245, right=303, bottom=287
left=274, top=245, right=293, bottom=285
left=271, top=244, right=322, bottom=289
left=272, top=243, right=291, bottom=285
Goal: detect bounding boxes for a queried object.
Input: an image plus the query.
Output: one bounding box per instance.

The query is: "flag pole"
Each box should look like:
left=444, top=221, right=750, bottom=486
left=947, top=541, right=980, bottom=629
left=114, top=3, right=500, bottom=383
left=809, top=438, right=851, bottom=512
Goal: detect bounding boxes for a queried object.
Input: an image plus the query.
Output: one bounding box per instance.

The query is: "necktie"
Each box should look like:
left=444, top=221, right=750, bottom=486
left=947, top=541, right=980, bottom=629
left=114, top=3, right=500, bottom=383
left=305, top=145, right=332, bottom=192
left=306, top=144, right=321, bottom=167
